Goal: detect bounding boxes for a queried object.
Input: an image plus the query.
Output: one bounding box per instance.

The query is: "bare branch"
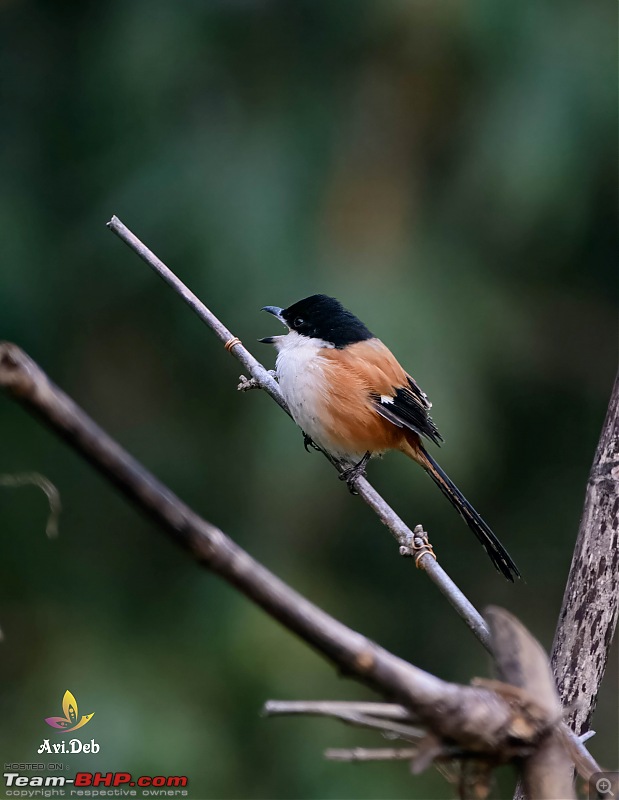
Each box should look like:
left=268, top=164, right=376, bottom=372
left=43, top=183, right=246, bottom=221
left=0, top=342, right=549, bottom=757
left=105, top=216, right=285, bottom=411
left=263, top=701, right=425, bottom=741
left=550, top=373, right=619, bottom=735
left=312, top=710, right=425, bottom=742
left=106, top=215, right=492, bottom=652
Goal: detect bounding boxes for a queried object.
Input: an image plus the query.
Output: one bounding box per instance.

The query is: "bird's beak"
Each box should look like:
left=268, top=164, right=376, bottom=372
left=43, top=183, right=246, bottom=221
left=262, top=306, right=284, bottom=320
left=259, top=306, right=286, bottom=344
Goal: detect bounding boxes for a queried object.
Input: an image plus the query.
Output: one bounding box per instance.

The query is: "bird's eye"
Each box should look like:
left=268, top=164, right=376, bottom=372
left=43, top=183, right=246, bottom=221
left=294, top=317, right=304, bottom=328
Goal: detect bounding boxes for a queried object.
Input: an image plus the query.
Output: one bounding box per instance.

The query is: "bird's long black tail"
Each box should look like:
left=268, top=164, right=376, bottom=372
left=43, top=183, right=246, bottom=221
left=417, top=445, right=521, bottom=581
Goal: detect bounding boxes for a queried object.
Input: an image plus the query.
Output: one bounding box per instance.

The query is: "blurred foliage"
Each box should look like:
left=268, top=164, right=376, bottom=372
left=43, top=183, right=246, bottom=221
left=0, top=1, right=616, bottom=798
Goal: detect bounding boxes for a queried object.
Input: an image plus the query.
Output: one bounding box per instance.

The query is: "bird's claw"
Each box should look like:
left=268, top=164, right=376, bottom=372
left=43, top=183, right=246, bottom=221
left=303, top=433, right=321, bottom=453
left=338, top=452, right=371, bottom=495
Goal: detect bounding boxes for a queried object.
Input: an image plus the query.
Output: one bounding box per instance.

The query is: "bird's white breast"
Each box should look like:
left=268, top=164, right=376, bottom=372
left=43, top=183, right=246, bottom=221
left=273, top=332, right=342, bottom=455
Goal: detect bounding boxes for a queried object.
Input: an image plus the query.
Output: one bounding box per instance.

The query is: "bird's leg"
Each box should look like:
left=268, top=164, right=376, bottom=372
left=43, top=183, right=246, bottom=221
left=303, top=433, right=322, bottom=453
left=339, top=451, right=371, bottom=494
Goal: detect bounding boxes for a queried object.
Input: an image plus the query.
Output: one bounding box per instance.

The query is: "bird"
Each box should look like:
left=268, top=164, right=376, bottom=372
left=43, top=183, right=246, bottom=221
left=259, top=294, right=520, bottom=581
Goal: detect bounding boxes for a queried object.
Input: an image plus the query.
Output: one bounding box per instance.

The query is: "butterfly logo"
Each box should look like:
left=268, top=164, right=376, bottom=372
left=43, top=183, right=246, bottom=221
left=45, top=690, right=94, bottom=732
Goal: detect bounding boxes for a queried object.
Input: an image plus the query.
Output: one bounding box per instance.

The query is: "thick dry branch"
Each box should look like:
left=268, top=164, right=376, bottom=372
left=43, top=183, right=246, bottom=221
left=550, top=373, right=619, bottom=735
left=0, top=342, right=531, bottom=754
left=266, top=610, right=601, bottom=796
left=106, top=215, right=492, bottom=651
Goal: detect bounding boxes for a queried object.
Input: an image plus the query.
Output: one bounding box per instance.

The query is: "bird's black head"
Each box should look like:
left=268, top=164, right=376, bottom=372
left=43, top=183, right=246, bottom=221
left=271, top=294, right=374, bottom=348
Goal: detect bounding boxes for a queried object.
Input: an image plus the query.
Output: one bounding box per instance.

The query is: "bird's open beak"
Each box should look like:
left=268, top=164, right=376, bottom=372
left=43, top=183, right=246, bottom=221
left=259, top=306, right=286, bottom=344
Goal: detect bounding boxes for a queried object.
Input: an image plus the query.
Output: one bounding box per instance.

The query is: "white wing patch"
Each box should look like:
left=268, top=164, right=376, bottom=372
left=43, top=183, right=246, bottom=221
left=380, top=395, right=394, bottom=404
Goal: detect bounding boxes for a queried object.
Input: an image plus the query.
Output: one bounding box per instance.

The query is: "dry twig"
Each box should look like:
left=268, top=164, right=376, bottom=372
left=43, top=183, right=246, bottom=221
left=262, top=701, right=425, bottom=741
left=324, top=747, right=417, bottom=762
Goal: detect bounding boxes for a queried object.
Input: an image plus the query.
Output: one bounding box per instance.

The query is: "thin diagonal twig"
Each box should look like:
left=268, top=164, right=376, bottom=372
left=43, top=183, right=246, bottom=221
left=106, top=215, right=492, bottom=652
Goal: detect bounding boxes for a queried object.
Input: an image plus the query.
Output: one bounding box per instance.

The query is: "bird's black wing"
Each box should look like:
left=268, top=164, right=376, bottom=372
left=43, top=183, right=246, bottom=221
left=372, top=376, right=443, bottom=446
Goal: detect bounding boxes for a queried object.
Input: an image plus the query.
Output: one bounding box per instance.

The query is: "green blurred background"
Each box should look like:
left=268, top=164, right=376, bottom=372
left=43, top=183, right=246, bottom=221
left=0, top=2, right=616, bottom=798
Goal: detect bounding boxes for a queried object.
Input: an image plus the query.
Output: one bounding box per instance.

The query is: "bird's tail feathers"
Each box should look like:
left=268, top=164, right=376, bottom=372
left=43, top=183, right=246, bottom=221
left=409, top=441, right=521, bottom=582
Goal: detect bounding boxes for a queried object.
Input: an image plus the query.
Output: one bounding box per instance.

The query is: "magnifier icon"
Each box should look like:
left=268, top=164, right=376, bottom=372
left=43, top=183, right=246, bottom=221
left=596, top=777, right=614, bottom=796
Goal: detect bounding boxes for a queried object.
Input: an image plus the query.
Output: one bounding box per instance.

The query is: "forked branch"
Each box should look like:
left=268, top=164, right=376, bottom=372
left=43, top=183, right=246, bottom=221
left=0, top=343, right=555, bottom=763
